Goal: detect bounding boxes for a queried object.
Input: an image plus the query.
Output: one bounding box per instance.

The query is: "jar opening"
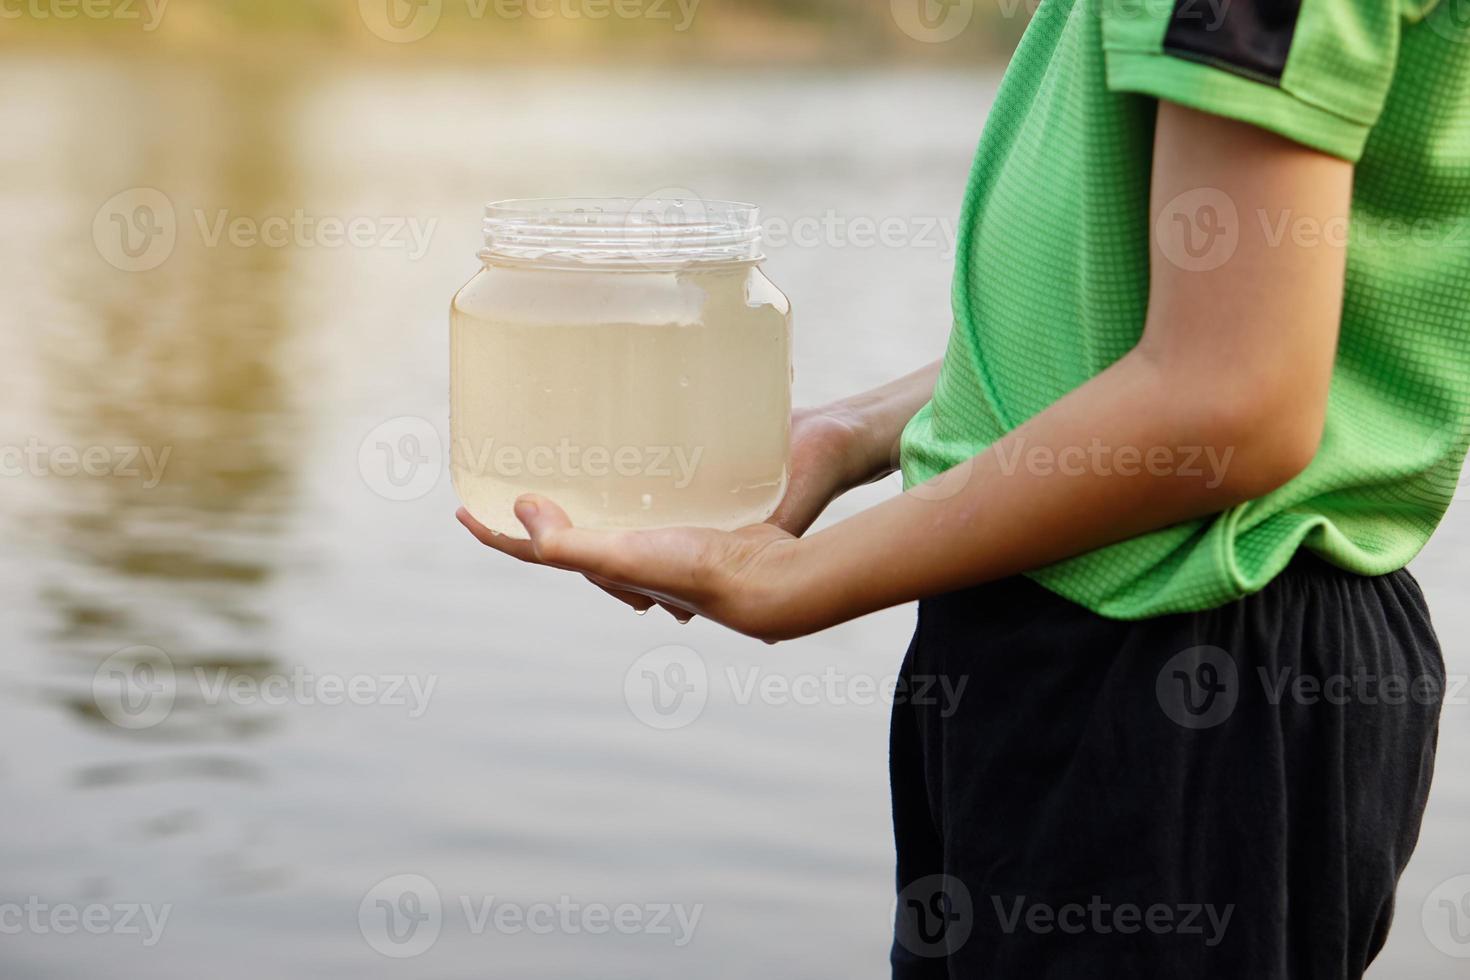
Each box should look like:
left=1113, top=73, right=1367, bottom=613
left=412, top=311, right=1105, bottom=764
left=481, top=197, right=762, bottom=269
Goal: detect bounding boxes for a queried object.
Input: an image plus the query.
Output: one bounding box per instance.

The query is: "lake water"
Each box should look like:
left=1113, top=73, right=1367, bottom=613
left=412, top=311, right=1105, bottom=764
left=0, top=55, right=1465, bottom=978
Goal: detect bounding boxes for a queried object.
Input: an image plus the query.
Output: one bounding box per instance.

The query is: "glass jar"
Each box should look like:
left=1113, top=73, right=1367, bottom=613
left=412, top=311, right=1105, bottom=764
left=451, top=197, right=791, bottom=534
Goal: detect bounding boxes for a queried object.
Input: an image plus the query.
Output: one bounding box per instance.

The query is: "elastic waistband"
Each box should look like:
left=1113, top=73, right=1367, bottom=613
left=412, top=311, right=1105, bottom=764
left=926, top=550, right=1425, bottom=628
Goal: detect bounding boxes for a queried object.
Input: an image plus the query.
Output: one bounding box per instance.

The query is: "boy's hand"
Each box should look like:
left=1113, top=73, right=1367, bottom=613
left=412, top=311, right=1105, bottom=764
left=456, top=499, right=815, bottom=642
left=458, top=363, right=942, bottom=631
left=576, top=405, right=869, bottom=621
left=765, top=407, right=869, bottom=536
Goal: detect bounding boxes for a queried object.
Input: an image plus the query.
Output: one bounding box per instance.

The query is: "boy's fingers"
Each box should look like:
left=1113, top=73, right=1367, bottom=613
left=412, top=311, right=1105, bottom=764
left=584, top=573, right=657, bottom=613
left=461, top=499, right=703, bottom=615
left=514, top=494, right=645, bottom=584
left=456, top=507, right=540, bottom=563
left=482, top=494, right=710, bottom=604
left=656, top=601, right=695, bottom=624
left=586, top=576, right=692, bottom=622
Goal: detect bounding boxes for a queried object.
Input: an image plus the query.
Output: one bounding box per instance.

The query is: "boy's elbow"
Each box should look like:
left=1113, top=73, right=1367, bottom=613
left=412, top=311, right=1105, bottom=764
left=1233, top=427, right=1321, bottom=501
left=1194, top=397, right=1325, bottom=503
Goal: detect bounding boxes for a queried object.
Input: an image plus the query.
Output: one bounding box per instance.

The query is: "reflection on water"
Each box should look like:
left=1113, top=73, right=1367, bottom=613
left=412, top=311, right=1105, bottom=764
left=73, top=757, right=267, bottom=789
left=0, top=52, right=1465, bottom=980
left=37, top=67, right=297, bottom=761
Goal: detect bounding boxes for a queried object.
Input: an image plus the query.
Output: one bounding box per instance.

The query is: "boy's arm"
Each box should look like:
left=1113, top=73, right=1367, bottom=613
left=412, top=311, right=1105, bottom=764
left=826, top=358, right=944, bottom=487
left=784, top=101, right=1351, bottom=631
left=460, top=103, right=1352, bottom=641
left=762, top=360, right=943, bottom=536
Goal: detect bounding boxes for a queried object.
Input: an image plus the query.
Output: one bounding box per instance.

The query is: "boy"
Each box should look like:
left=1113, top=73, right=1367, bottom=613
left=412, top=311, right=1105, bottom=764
left=460, top=0, right=1467, bottom=974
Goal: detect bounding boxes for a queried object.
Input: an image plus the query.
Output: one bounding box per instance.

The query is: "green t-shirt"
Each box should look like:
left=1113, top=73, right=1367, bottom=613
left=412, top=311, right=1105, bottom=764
left=899, top=0, right=1470, bottom=618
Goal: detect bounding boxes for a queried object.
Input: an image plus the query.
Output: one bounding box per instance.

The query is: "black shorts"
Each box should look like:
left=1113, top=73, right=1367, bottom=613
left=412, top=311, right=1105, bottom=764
left=889, top=553, right=1445, bottom=980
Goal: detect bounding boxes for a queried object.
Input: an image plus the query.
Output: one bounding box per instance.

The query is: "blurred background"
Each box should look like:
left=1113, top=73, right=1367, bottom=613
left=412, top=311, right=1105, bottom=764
left=1, top=2, right=1465, bottom=977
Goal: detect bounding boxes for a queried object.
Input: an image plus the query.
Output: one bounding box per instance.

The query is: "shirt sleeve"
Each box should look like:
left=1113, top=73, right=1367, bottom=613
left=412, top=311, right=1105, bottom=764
left=1102, top=0, right=1409, bottom=161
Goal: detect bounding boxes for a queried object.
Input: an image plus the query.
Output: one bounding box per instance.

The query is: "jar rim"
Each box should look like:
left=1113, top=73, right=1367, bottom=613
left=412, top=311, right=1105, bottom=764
left=481, top=196, right=763, bottom=269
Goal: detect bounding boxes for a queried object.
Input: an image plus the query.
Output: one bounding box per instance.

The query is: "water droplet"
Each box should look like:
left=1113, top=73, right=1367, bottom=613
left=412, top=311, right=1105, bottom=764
left=634, top=607, right=648, bottom=616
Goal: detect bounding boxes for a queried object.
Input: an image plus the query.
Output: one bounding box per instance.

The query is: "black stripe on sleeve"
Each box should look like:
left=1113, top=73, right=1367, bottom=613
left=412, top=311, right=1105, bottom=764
left=1162, top=0, right=1304, bottom=85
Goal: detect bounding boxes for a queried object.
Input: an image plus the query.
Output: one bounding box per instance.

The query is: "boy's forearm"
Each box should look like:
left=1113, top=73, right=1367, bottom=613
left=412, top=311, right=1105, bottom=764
left=819, top=359, right=942, bottom=488
left=779, top=348, right=1314, bottom=634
